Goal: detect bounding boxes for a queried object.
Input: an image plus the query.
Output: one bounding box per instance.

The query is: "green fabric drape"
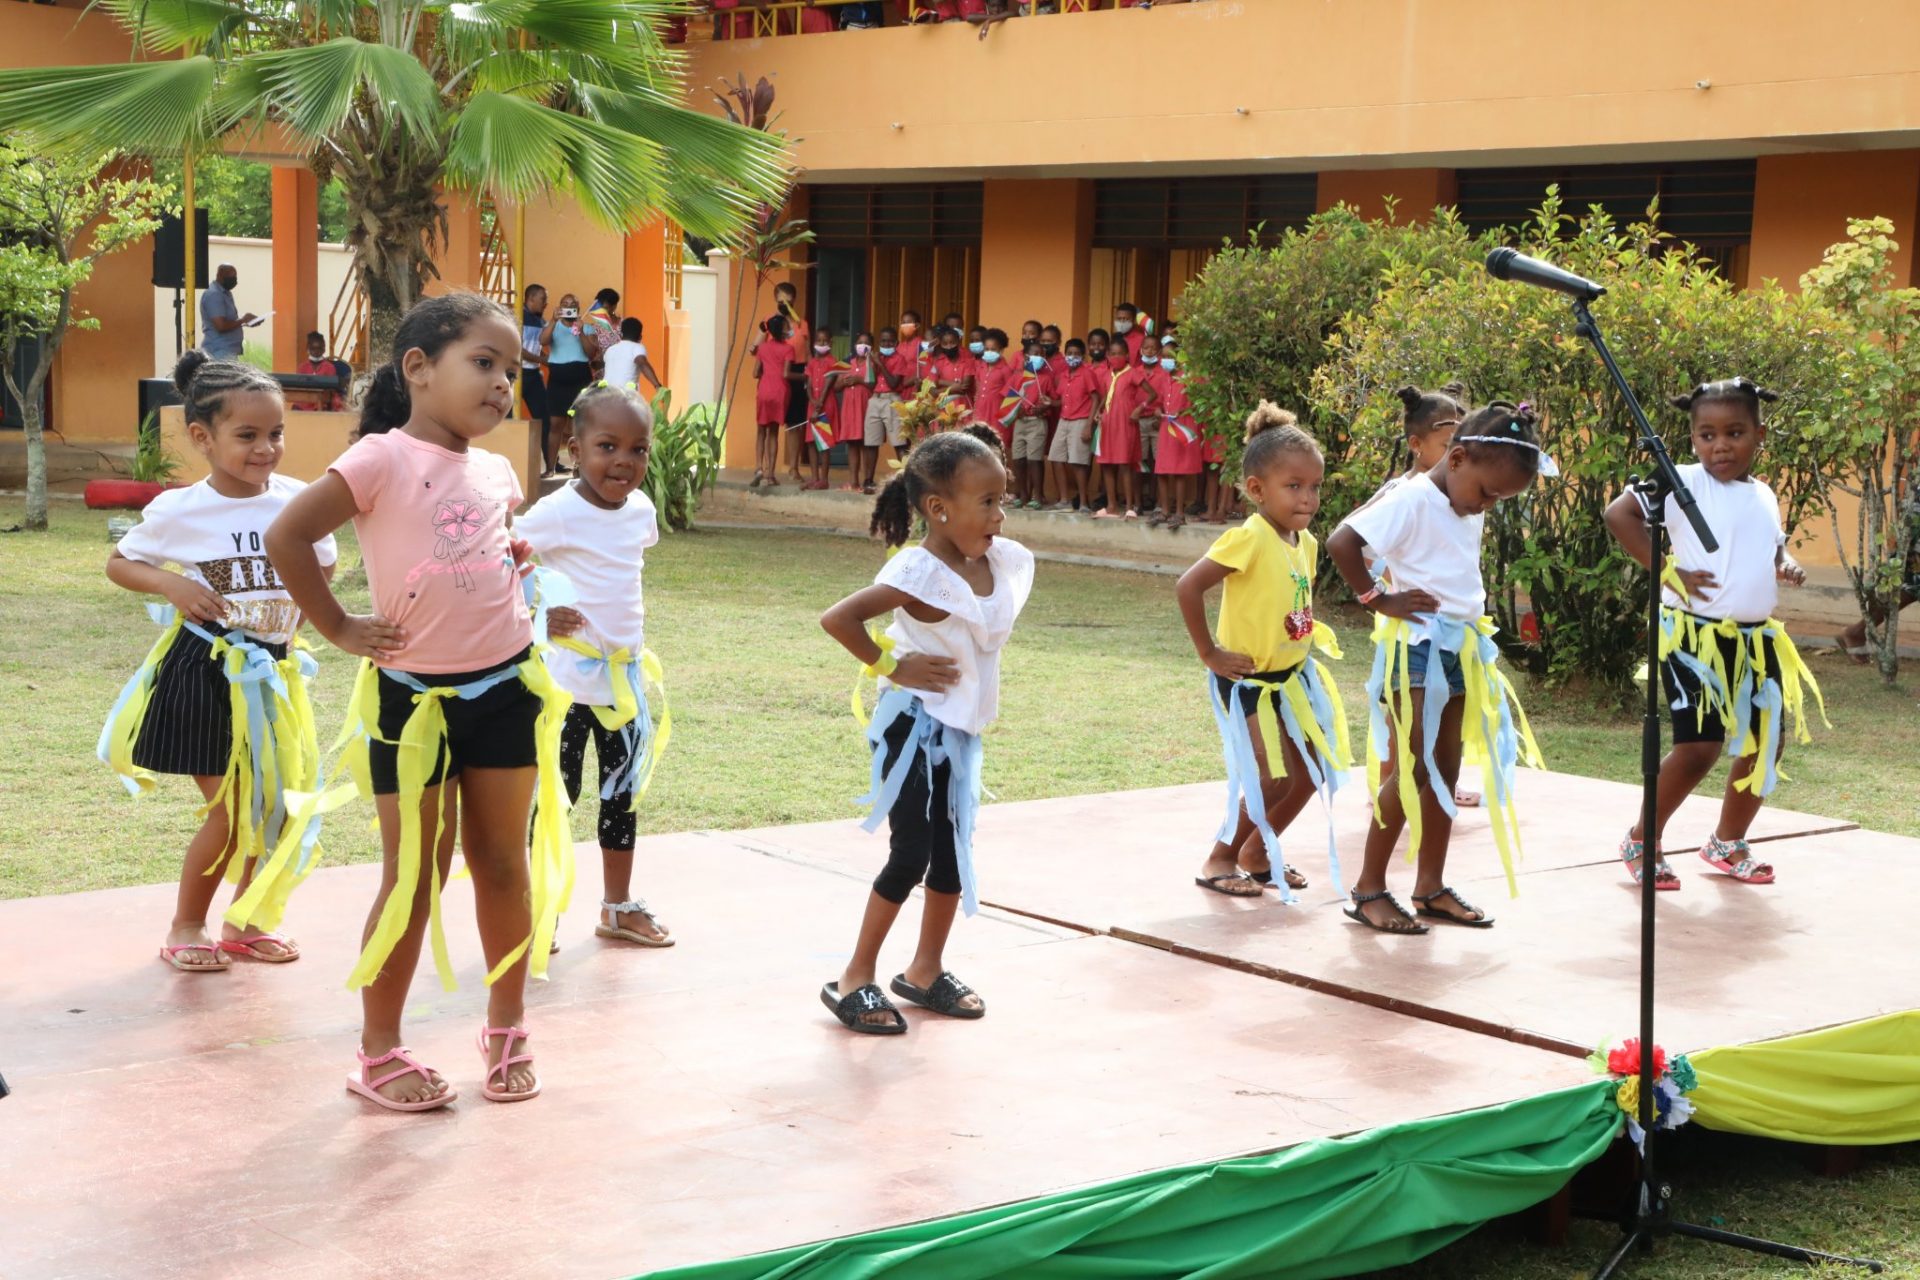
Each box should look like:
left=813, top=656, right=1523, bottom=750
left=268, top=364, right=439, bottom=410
left=639, top=1081, right=1618, bottom=1280
left=1689, top=1010, right=1920, bottom=1146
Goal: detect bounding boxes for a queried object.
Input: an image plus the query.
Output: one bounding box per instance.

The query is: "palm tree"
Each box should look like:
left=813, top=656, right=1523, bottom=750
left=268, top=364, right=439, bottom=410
left=0, top=0, right=789, bottom=357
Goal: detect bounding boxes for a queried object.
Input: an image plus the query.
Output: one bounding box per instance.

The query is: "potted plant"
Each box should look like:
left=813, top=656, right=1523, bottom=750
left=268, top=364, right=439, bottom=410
left=86, top=414, right=181, bottom=510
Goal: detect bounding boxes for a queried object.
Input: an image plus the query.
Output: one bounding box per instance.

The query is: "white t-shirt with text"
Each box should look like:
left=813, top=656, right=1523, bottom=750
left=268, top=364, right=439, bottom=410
left=117, top=475, right=337, bottom=645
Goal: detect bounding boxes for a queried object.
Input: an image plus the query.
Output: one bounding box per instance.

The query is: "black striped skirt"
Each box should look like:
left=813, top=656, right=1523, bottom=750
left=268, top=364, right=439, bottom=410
left=130, top=626, right=290, bottom=779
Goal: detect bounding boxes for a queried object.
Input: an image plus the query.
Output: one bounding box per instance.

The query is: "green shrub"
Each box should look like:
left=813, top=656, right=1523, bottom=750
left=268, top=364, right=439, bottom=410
left=1313, top=192, right=1861, bottom=695
left=644, top=389, right=726, bottom=532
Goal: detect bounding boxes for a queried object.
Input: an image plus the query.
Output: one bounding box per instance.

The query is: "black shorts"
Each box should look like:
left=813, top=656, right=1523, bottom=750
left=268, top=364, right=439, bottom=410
left=1212, top=664, right=1303, bottom=719
left=367, top=648, right=540, bottom=794
left=131, top=626, right=289, bottom=778
left=1661, top=615, right=1779, bottom=746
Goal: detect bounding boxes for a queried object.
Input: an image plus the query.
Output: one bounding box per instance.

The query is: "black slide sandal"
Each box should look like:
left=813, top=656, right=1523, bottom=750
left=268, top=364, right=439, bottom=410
left=820, top=981, right=907, bottom=1034
left=1195, top=873, right=1263, bottom=898
left=890, top=972, right=985, bottom=1019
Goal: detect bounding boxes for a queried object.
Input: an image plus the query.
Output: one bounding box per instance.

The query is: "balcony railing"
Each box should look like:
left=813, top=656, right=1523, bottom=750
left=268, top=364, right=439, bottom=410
left=686, top=0, right=1115, bottom=41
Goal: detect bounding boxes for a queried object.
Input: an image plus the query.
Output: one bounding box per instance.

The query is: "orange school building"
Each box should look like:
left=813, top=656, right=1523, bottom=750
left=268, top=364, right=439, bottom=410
left=683, top=0, right=1920, bottom=494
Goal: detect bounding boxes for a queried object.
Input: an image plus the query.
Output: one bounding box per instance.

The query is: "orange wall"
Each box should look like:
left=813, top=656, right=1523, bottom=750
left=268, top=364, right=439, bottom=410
left=979, top=180, right=1093, bottom=340
left=623, top=218, right=672, bottom=377
left=500, top=198, right=626, bottom=312
left=685, top=3, right=1920, bottom=179
left=270, top=166, right=320, bottom=369
left=1317, top=169, right=1458, bottom=223
left=1749, top=151, right=1920, bottom=289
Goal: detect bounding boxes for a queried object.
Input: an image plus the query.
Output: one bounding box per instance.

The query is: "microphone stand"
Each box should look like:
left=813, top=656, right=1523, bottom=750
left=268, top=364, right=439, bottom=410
left=1571, top=297, right=1883, bottom=1277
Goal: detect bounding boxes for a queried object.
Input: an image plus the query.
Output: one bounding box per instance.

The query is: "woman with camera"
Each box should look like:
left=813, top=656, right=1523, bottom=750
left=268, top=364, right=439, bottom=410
left=539, top=291, right=597, bottom=476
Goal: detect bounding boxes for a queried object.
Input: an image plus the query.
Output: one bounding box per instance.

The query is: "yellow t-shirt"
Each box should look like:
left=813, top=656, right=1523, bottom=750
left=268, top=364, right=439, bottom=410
left=1206, top=517, right=1318, bottom=672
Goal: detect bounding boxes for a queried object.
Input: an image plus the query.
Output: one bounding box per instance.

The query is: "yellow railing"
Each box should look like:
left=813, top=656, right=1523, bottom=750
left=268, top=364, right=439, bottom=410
left=478, top=194, right=515, bottom=310
left=689, top=0, right=1088, bottom=41
left=664, top=219, right=685, bottom=309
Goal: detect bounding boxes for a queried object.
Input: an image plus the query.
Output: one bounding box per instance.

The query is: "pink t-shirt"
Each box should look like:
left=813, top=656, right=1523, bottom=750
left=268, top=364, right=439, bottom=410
left=329, top=430, right=531, bottom=674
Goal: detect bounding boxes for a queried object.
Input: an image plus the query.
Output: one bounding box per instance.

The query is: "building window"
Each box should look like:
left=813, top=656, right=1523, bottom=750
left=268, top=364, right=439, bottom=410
left=807, top=183, right=983, bottom=332
left=1458, top=159, right=1756, bottom=284
left=1089, top=175, right=1316, bottom=324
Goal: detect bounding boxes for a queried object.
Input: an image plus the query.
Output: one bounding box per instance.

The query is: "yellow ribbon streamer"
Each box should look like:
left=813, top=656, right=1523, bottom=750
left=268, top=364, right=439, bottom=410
left=550, top=636, right=674, bottom=807
left=851, top=630, right=898, bottom=728
left=1655, top=607, right=1827, bottom=794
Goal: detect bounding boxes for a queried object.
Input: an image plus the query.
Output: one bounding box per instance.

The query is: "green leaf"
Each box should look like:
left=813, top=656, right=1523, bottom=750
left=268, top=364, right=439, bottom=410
left=215, top=38, right=442, bottom=142
left=0, top=57, right=219, bottom=154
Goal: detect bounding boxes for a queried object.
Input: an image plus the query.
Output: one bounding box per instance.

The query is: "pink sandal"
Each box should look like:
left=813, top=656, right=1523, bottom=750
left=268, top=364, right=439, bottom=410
left=478, top=1024, right=542, bottom=1103
left=346, top=1046, right=456, bottom=1113
left=1619, top=831, right=1681, bottom=891
left=1700, top=835, right=1775, bottom=884
left=158, top=941, right=230, bottom=972
left=218, top=931, right=300, bottom=963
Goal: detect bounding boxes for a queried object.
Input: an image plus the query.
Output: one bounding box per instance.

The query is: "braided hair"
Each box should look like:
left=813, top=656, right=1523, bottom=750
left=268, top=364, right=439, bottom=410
left=870, top=430, right=997, bottom=547
left=1386, top=381, right=1467, bottom=478
left=1241, top=401, right=1321, bottom=478
left=172, top=349, right=281, bottom=432
left=1670, top=377, right=1779, bottom=417
left=1454, top=400, right=1544, bottom=478
left=569, top=380, right=653, bottom=433
left=359, top=292, right=515, bottom=436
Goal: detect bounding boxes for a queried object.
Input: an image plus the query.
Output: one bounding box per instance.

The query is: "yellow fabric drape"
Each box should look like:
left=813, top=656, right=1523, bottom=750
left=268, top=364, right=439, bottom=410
left=1690, top=1012, right=1920, bottom=1146
left=550, top=636, right=673, bottom=807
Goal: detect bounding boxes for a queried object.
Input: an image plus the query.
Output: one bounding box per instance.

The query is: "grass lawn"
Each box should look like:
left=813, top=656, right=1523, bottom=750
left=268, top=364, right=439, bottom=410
left=2, top=497, right=1915, bottom=1278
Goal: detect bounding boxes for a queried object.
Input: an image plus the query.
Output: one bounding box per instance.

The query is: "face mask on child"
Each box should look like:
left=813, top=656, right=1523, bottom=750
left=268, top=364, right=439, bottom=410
left=814, top=344, right=831, bottom=355
left=879, top=345, right=896, bottom=357
left=1025, top=355, right=1045, bottom=373
left=899, top=322, right=919, bottom=338
left=982, top=349, right=1002, bottom=364
left=1066, top=355, right=1083, bottom=368
left=1041, top=342, right=1059, bottom=356
left=854, top=343, right=871, bottom=357
left=1160, top=357, right=1176, bottom=372
left=1113, top=320, right=1134, bottom=334
left=968, top=341, right=985, bottom=355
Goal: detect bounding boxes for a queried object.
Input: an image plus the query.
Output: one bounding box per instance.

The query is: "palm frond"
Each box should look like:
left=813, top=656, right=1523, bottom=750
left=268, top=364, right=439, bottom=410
left=447, top=91, right=665, bottom=227
left=438, top=0, right=682, bottom=80
left=0, top=58, right=219, bottom=155
left=577, top=84, right=790, bottom=209
left=96, top=0, right=253, bottom=54
left=214, top=38, right=443, bottom=141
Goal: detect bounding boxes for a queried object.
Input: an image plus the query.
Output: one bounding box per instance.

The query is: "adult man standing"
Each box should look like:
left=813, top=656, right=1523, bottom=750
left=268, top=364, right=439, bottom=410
left=198, top=262, right=257, bottom=359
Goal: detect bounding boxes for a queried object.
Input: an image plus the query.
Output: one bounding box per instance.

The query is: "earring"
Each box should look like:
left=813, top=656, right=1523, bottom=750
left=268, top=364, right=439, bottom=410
left=939, top=514, right=949, bottom=523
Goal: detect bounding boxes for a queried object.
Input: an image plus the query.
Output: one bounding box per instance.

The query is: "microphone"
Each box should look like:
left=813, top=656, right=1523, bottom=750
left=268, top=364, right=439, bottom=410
left=1485, top=247, right=1607, bottom=301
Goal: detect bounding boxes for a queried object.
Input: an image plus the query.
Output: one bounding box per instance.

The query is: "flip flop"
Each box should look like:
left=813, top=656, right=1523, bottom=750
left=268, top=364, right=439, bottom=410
left=217, top=931, right=300, bottom=963
left=820, top=981, right=907, bottom=1035
left=1195, top=872, right=1264, bottom=898
left=1249, top=865, right=1309, bottom=891
left=477, top=1024, right=541, bottom=1103
left=1700, top=836, right=1776, bottom=885
left=159, top=941, right=230, bottom=972
left=1343, top=889, right=1429, bottom=935
left=889, top=972, right=985, bottom=1019
left=346, top=1045, right=456, bottom=1113
left=1412, top=885, right=1495, bottom=928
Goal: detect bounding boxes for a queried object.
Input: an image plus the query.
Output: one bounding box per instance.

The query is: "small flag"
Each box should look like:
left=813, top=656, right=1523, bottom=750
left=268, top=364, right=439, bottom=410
left=808, top=415, right=835, bottom=451
left=1169, top=413, right=1200, bottom=444
left=998, top=373, right=1036, bottom=427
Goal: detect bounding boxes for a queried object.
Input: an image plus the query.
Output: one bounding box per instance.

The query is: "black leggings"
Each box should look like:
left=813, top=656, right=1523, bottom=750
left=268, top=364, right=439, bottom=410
left=873, top=716, right=961, bottom=904
left=558, top=703, right=638, bottom=852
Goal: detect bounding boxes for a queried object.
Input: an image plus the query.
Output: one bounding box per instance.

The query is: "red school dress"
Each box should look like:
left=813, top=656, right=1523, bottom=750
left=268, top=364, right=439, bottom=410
left=805, top=352, right=844, bottom=446
left=1153, top=369, right=1204, bottom=475
left=755, top=338, right=796, bottom=426
left=838, top=353, right=877, bottom=445
left=970, top=356, right=1014, bottom=431
left=1096, top=364, right=1154, bottom=467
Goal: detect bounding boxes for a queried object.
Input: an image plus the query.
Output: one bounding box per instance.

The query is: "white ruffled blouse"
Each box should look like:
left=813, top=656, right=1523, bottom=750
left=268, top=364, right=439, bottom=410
left=875, top=538, right=1035, bottom=736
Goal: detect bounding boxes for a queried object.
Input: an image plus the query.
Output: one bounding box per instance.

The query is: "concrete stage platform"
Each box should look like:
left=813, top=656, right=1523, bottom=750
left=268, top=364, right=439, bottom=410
left=0, top=770, right=1907, bottom=1280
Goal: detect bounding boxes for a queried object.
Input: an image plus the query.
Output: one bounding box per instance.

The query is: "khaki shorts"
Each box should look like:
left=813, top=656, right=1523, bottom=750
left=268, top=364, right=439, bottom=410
left=1137, top=417, right=1158, bottom=470
left=1012, top=416, right=1048, bottom=461
left=1047, top=417, right=1092, bottom=466
left=864, top=391, right=901, bottom=447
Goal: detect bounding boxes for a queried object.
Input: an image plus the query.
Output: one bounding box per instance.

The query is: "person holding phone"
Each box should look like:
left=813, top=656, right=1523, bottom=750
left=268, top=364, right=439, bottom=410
left=540, top=292, right=596, bottom=476
left=199, top=263, right=258, bottom=360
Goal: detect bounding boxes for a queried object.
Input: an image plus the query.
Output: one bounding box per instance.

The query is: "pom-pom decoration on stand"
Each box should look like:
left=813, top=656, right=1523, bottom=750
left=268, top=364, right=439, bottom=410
left=1589, top=1037, right=1698, bottom=1145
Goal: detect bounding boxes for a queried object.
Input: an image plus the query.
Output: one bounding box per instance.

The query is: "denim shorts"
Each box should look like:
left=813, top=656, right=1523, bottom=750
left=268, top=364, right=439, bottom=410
left=1403, top=639, right=1466, bottom=697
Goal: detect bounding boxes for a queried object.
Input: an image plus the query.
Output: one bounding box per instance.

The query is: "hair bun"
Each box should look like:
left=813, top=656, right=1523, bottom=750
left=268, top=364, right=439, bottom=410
left=1439, top=380, right=1470, bottom=400
left=171, top=348, right=210, bottom=396
left=1243, top=400, right=1298, bottom=444
left=1394, top=385, right=1424, bottom=411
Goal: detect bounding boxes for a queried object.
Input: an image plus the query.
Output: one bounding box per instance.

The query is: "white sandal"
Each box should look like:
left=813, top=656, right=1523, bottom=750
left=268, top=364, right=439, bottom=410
left=595, top=898, right=674, bottom=947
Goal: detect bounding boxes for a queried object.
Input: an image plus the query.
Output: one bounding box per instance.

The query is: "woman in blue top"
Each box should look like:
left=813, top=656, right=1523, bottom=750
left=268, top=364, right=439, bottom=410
left=539, top=291, right=595, bottom=476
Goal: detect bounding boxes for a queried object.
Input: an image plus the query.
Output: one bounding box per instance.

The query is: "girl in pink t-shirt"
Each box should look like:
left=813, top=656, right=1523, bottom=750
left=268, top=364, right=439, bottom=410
left=268, top=292, right=566, bottom=1114
left=749, top=315, right=797, bottom=489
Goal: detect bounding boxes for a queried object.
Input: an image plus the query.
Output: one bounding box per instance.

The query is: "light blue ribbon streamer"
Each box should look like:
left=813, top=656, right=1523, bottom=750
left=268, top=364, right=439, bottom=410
left=1367, top=616, right=1525, bottom=820
left=569, top=650, right=656, bottom=805
left=1659, top=610, right=1786, bottom=798
left=516, top=561, right=579, bottom=646
left=855, top=688, right=986, bottom=916
left=96, top=601, right=178, bottom=794
left=1206, top=668, right=1348, bottom=903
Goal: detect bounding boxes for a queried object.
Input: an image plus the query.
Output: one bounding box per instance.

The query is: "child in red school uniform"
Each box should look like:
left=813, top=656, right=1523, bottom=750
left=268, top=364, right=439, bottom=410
left=970, top=330, right=1016, bottom=451
left=804, top=326, right=844, bottom=491
left=1150, top=343, right=1203, bottom=529
left=749, top=315, right=797, bottom=488
left=897, top=310, right=927, bottom=365
left=1134, top=333, right=1165, bottom=508
left=1086, top=327, right=1111, bottom=366
left=925, top=327, right=975, bottom=415
left=1095, top=342, right=1158, bottom=519
left=838, top=331, right=880, bottom=492
left=1045, top=338, right=1098, bottom=513
left=1007, top=347, right=1056, bottom=508
left=1113, top=303, right=1146, bottom=364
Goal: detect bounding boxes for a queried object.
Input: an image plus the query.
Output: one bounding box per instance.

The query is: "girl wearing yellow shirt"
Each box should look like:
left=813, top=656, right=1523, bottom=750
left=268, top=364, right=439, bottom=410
left=1174, top=405, right=1351, bottom=902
